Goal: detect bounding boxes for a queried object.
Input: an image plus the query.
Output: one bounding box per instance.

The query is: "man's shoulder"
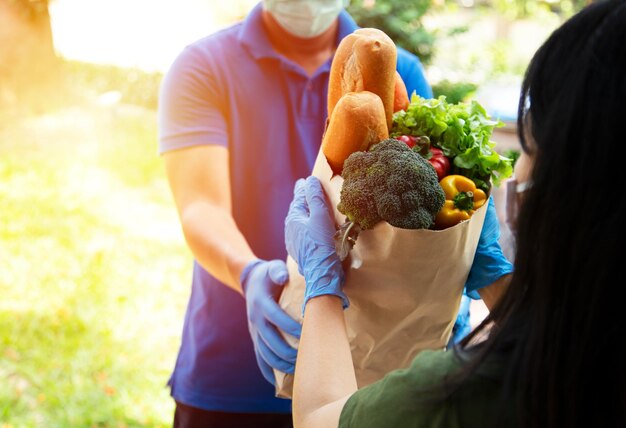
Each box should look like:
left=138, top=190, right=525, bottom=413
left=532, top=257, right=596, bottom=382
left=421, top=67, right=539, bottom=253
left=166, top=22, right=247, bottom=78
left=394, top=46, right=431, bottom=97
left=185, top=22, right=244, bottom=56
left=396, top=46, right=423, bottom=67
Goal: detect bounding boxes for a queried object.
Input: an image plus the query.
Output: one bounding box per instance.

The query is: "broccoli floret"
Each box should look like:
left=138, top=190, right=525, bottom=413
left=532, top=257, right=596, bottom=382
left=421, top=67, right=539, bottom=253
left=337, top=139, right=445, bottom=230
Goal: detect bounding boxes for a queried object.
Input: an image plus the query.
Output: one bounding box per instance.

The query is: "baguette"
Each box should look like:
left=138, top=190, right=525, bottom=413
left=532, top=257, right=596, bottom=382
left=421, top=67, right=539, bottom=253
left=327, top=28, right=397, bottom=130
left=321, top=91, right=389, bottom=174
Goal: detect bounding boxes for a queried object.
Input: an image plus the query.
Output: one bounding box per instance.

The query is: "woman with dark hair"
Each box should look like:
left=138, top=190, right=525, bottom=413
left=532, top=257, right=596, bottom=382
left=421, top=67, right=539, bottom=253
left=284, top=1, right=626, bottom=426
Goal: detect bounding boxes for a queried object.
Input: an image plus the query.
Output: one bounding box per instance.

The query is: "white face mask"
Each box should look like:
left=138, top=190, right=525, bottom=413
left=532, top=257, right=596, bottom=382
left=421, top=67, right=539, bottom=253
left=263, top=0, right=348, bottom=39
left=505, top=178, right=533, bottom=236
left=505, top=149, right=535, bottom=236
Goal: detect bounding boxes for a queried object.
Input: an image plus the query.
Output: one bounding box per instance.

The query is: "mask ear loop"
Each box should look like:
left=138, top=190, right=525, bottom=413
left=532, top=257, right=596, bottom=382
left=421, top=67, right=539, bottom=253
left=505, top=178, right=518, bottom=233
left=505, top=178, right=534, bottom=234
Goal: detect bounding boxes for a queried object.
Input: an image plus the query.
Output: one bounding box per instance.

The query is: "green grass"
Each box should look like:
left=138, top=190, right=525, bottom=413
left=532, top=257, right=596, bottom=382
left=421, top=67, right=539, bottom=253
left=61, top=60, right=163, bottom=111
left=0, top=101, right=191, bottom=427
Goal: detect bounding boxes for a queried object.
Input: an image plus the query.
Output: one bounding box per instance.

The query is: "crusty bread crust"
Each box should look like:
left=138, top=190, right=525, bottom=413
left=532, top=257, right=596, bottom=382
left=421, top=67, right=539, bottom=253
left=321, top=91, right=389, bottom=174
left=327, top=28, right=397, bottom=130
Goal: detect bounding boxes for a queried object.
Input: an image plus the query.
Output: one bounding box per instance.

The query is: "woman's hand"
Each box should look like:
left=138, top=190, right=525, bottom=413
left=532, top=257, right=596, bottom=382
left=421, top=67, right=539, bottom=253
left=285, top=176, right=348, bottom=314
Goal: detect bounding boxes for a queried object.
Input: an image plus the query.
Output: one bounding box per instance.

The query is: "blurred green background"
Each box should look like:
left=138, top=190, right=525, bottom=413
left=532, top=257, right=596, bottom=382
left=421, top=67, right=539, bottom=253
left=1, top=102, right=190, bottom=426
left=1, top=0, right=586, bottom=426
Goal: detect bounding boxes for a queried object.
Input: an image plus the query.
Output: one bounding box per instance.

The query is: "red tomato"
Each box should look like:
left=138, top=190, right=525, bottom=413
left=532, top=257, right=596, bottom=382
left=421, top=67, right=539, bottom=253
left=397, top=136, right=451, bottom=180
left=429, top=148, right=450, bottom=181
left=397, top=135, right=417, bottom=148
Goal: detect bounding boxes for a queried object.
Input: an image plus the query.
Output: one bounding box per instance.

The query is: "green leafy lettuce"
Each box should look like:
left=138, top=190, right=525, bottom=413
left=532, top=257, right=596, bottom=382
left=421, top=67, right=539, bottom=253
left=391, top=94, right=513, bottom=191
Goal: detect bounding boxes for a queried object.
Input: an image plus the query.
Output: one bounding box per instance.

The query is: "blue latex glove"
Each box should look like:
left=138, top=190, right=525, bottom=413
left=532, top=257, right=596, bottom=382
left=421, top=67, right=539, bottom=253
left=464, top=196, right=514, bottom=300
left=448, top=293, right=472, bottom=347
left=285, top=176, right=348, bottom=314
left=240, top=259, right=302, bottom=385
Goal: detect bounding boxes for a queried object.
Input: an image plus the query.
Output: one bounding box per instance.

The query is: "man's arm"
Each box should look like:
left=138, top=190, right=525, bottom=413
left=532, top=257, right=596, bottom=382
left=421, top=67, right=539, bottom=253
left=164, top=144, right=255, bottom=294
left=164, top=143, right=301, bottom=383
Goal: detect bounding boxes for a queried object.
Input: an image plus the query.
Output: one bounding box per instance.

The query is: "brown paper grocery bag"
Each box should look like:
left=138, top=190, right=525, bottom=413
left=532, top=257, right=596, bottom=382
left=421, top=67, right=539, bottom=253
left=274, top=150, right=487, bottom=398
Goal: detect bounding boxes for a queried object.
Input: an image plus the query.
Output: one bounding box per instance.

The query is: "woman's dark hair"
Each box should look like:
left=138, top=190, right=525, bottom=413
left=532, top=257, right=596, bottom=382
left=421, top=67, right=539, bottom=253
left=457, top=1, right=626, bottom=426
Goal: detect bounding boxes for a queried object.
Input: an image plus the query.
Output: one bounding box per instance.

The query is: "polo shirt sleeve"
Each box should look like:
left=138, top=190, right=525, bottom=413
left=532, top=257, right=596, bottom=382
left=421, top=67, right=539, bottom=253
left=396, top=47, right=433, bottom=100
left=158, top=44, right=228, bottom=154
left=339, top=350, right=458, bottom=428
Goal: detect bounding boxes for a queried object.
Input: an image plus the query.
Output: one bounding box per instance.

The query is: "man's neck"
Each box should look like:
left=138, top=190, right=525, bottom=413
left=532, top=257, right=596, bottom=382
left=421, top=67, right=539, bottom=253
left=262, top=10, right=338, bottom=76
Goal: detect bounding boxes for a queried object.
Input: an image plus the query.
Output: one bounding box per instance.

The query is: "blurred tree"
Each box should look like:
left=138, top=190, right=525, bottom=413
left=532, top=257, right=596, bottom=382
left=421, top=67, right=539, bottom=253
left=454, top=0, right=590, bottom=19
left=432, top=80, right=477, bottom=103
left=346, top=0, right=590, bottom=66
left=0, top=0, right=60, bottom=112
left=347, top=0, right=438, bottom=65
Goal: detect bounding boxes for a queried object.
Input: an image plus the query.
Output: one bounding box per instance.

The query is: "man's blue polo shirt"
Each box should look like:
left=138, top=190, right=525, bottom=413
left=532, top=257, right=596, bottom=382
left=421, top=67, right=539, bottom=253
left=158, top=4, right=431, bottom=413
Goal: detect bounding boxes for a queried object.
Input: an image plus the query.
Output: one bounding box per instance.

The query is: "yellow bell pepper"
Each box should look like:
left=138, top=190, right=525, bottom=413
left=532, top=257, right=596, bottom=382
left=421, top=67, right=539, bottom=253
left=435, top=175, right=487, bottom=229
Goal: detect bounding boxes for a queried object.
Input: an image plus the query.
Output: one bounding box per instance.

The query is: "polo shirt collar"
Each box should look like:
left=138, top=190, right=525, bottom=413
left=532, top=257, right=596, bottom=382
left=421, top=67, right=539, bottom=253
left=239, top=2, right=360, bottom=61
left=239, top=3, right=277, bottom=60
left=336, top=8, right=360, bottom=43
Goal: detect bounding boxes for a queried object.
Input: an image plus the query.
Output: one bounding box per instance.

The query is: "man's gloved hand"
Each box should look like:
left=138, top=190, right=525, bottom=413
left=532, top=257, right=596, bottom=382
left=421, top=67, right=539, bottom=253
left=240, top=259, right=302, bottom=385
left=285, top=176, right=348, bottom=314
left=465, top=196, right=514, bottom=299
left=448, top=293, right=472, bottom=347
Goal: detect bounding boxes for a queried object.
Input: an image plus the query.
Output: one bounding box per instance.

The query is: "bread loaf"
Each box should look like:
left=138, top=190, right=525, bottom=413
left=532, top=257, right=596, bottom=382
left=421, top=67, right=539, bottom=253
left=327, top=28, right=397, bottom=130
left=321, top=91, right=389, bottom=174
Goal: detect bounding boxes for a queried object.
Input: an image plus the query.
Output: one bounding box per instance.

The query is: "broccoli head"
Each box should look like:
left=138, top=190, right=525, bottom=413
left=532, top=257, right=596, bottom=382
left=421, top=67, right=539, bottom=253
left=337, top=139, right=445, bottom=230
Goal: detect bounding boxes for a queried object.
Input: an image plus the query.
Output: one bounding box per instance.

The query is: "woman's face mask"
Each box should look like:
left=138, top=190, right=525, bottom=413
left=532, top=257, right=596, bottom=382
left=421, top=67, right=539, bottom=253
left=505, top=178, right=532, bottom=234
left=263, top=0, right=348, bottom=39
left=505, top=150, right=534, bottom=235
